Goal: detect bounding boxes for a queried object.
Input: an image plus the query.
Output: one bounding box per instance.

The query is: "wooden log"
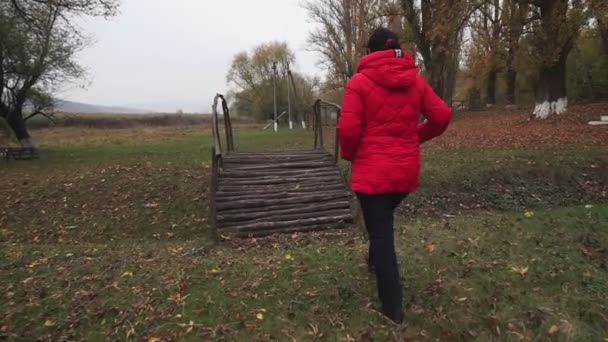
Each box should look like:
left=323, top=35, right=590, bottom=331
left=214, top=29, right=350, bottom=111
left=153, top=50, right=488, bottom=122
left=216, top=183, right=346, bottom=195
left=215, top=192, right=349, bottom=211
left=223, top=154, right=332, bottom=162
left=219, top=169, right=340, bottom=179
left=218, top=214, right=353, bottom=233
left=218, top=175, right=343, bottom=187
left=220, top=165, right=341, bottom=178
left=216, top=181, right=347, bottom=194
left=218, top=177, right=343, bottom=187
left=226, top=161, right=333, bottom=171
left=227, top=222, right=351, bottom=238
left=216, top=200, right=351, bottom=216
left=219, top=174, right=341, bottom=183
left=217, top=208, right=353, bottom=224
left=215, top=190, right=350, bottom=203
left=228, top=149, right=325, bottom=156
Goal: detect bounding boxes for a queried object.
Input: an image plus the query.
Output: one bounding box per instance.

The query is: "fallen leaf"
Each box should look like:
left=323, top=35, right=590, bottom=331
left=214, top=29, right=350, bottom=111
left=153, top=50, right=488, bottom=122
left=256, top=312, right=264, bottom=320
left=510, top=266, right=529, bottom=276
left=285, top=254, right=295, bottom=261
left=548, top=325, right=560, bottom=335
left=524, top=211, right=535, bottom=218
left=426, top=244, right=436, bottom=253
left=121, top=271, right=134, bottom=278
left=44, top=319, right=55, bottom=327
left=209, top=268, right=221, bottom=274
left=21, top=277, right=34, bottom=284
left=168, top=293, right=189, bottom=304
left=584, top=205, right=593, bottom=209
left=148, top=337, right=161, bottom=342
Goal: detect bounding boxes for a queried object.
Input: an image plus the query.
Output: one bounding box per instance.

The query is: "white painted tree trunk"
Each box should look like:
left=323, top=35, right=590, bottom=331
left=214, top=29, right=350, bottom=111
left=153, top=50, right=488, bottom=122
left=532, top=43, right=570, bottom=119
left=533, top=97, right=568, bottom=119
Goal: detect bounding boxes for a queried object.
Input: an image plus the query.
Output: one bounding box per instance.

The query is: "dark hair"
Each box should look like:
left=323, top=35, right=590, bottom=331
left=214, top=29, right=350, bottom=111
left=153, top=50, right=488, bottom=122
left=367, top=27, right=401, bottom=53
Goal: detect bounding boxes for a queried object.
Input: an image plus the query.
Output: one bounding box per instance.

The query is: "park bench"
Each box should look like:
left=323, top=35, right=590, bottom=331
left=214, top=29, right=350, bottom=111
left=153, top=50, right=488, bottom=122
left=209, top=95, right=355, bottom=238
left=1, top=147, right=39, bottom=162
left=588, top=115, right=608, bottom=126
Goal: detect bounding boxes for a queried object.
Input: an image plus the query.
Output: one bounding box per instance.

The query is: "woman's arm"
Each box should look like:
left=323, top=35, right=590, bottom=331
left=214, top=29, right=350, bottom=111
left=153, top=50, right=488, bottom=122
left=418, top=78, right=452, bottom=143
left=337, top=79, right=364, bottom=161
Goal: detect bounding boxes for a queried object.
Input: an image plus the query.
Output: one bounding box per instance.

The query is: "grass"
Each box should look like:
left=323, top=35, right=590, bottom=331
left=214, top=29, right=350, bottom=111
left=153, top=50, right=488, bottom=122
left=1, top=125, right=607, bottom=341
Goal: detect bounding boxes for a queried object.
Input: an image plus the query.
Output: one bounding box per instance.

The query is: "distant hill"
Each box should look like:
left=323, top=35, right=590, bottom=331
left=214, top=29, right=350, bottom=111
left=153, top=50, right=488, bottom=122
left=56, top=100, right=153, bottom=114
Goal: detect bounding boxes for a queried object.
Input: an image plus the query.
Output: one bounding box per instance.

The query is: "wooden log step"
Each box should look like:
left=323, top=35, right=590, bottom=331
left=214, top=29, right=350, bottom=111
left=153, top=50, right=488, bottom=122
left=216, top=200, right=351, bottom=216
left=217, top=208, right=353, bottom=224
left=219, top=169, right=340, bottom=179
left=218, top=175, right=342, bottom=186
left=215, top=190, right=350, bottom=203
left=215, top=192, right=349, bottom=211
left=216, top=183, right=346, bottom=196
left=217, top=178, right=345, bottom=191
left=228, top=150, right=326, bottom=156
left=218, top=214, right=353, bottom=233
left=223, top=154, right=332, bottom=163
left=228, top=222, right=349, bottom=238
left=220, top=167, right=338, bottom=178
left=226, top=161, right=333, bottom=171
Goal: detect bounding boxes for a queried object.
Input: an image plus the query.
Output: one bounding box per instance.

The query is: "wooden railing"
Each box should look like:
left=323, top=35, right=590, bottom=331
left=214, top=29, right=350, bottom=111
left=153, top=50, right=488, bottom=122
left=210, top=94, right=234, bottom=238
left=313, top=99, right=342, bottom=163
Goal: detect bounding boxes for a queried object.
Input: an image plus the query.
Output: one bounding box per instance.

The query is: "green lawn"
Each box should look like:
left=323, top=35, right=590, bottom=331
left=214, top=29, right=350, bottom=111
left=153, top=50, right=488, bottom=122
left=1, top=127, right=607, bottom=341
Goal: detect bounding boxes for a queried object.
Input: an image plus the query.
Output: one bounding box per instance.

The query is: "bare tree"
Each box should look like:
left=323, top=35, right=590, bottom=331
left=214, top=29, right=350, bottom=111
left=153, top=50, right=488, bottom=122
left=302, top=0, right=387, bottom=89
left=503, top=0, right=529, bottom=105
left=524, top=0, right=587, bottom=118
left=0, top=0, right=119, bottom=147
left=590, top=0, right=608, bottom=55
left=469, top=0, right=504, bottom=106
left=400, top=0, right=483, bottom=105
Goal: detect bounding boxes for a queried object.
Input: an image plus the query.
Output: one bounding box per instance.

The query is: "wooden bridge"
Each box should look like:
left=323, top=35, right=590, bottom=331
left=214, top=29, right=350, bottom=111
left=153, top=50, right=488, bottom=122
left=209, top=95, right=355, bottom=238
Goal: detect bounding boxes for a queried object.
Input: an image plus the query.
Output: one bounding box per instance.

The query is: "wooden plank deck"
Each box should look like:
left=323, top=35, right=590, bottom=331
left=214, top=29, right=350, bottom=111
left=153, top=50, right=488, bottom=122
left=213, top=150, right=354, bottom=237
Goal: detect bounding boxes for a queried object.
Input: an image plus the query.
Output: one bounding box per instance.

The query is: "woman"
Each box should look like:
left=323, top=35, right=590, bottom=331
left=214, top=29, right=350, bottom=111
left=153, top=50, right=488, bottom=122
left=338, top=28, right=452, bottom=323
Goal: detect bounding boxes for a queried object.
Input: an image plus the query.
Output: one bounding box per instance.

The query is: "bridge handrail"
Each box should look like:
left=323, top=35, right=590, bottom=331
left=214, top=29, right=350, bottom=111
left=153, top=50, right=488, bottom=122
left=313, top=99, right=342, bottom=163
left=211, top=94, right=234, bottom=159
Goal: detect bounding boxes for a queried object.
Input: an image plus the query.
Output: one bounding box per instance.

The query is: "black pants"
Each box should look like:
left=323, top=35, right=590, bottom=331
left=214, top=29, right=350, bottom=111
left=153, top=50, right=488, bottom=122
left=356, top=193, right=406, bottom=321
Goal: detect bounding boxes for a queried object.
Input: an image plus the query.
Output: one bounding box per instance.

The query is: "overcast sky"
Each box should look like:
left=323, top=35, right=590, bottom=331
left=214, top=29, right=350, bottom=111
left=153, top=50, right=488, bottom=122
left=64, top=0, right=323, bottom=113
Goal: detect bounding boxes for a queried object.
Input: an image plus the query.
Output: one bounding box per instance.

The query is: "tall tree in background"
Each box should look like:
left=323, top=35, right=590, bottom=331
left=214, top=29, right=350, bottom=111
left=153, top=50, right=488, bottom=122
left=503, top=0, right=529, bottom=105
left=0, top=0, right=119, bottom=147
left=302, top=0, right=385, bottom=89
left=527, top=0, right=587, bottom=118
left=469, top=0, right=503, bottom=106
left=400, top=0, right=481, bottom=105
left=590, top=0, right=608, bottom=54
left=227, top=42, right=318, bottom=121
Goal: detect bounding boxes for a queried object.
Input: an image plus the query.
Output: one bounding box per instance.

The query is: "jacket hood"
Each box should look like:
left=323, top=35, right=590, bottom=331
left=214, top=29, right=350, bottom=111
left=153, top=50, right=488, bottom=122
left=357, top=49, right=417, bottom=89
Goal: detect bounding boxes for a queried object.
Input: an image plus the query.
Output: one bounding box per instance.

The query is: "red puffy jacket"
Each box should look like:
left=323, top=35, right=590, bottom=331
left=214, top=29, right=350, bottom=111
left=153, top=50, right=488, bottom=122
left=337, top=49, right=452, bottom=194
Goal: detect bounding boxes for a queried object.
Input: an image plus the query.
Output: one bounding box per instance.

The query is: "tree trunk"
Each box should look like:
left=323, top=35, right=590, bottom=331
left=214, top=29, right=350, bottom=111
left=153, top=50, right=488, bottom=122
left=597, top=17, right=608, bottom=55
left=468, top=88, right=482, bottom=111
left=6, top=109, right=35, bottom=147
left=533, top=51, right=569, bottom=119
left=486, top=66, right=498, bottom=106
left=505, top=59, right=517, bottom=105
left=426, top=60, right=445, bottom=99
left=444, top=55, right=458, bottom=107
